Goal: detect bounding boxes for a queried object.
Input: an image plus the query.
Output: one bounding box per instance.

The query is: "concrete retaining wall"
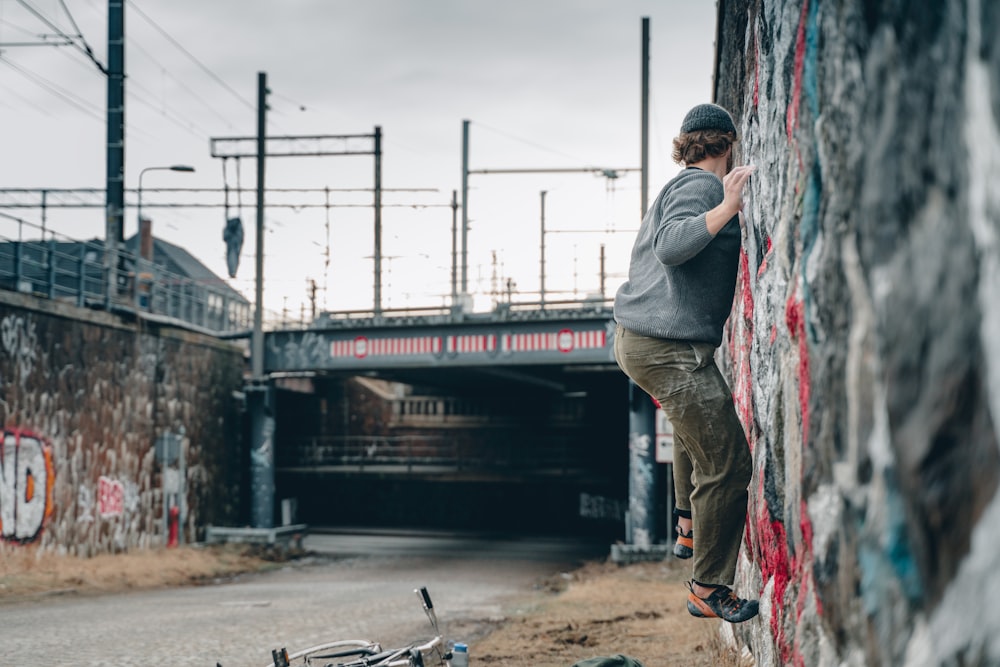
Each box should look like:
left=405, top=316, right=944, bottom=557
left=715, top=1, right=1000, bottom=664
left=0, top=292, right=246, bottom=555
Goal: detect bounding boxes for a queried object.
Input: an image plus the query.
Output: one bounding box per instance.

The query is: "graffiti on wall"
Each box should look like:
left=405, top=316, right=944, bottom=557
left=0, top=314, right=38, bottom=384
left=0, top=428, right=54, bottom=543
left=98, top=476, right=125, bottom=518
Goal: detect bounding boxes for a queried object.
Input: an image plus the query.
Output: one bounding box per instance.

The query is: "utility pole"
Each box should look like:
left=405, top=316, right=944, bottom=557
left=641, top=16, right=650, bottom=217
left=247, top=71, right=275, bottom=530
left=253, top=71, right=267, bottom=380
left=539, top=190, right=547, bottom=308
left=461, top=120, right=470, bottom=300
left=450, top=190, right=458, bottom=308
left=624, top=16, right=663, bottom=554
left=105, top=0, right=125, bottom=305
left=373, top=126, right=383, bottom=317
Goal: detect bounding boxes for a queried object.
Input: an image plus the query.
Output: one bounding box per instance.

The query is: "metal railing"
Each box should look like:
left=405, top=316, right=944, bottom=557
left=278, top=434, right=590, bottom=477
left=0, top=213, right=251, bottom=335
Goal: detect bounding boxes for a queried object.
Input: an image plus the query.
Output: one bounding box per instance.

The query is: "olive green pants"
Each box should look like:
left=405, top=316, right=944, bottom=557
left=614, top=324, right=752, bottom=587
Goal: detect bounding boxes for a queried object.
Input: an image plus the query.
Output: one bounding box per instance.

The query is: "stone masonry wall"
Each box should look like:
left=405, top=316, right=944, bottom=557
left=0, top=292, right=245, bottom=556
left=714, top=1, right=1000, bottom=665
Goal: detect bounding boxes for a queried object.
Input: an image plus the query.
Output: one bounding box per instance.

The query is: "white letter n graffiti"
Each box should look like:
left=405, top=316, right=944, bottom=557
left=0, top=429, right=54, bottom=543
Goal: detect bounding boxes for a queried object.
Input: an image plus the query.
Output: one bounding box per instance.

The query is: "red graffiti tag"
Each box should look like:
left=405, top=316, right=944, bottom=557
left=98, top=476, right=125, bottom=518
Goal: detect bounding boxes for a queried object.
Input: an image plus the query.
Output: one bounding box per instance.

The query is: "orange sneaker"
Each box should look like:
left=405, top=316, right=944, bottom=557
left=673, top=526, right=693, bottom=559
left=686, top=581, right=759, bottom=623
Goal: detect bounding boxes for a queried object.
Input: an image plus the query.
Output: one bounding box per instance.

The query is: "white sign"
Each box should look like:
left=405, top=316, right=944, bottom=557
left=655, top=407, right=674, bottom=463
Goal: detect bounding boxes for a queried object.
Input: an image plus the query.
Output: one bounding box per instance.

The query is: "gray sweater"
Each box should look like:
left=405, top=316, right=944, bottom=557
left=613, top=167, right=741, bottom=347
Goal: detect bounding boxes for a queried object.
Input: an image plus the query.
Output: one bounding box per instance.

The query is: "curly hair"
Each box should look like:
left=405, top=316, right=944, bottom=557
left=671, top=129, right=737, bottom=166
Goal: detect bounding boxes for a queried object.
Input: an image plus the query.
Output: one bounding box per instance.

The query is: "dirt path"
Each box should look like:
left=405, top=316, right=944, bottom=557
left=0, top=544, right=741, bottom=666
left=473, top=559, right=741, bottom=667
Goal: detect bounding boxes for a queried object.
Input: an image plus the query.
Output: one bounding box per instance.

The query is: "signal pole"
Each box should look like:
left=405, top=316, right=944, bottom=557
left=105, top=0, right=125, bottom=305
left=253, top=71, right=267, bottom=380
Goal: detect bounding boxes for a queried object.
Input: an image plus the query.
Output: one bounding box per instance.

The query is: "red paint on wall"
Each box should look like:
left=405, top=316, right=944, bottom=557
left=740, top=250, right=754, bottom=329
left=731, top=249, right=757, bottom=446
left=98, top=476, right=125, bottom=518
left=785, top=296, right=812, bottom=444
left=756, top=504, right=792, bottom=663
left=798, top=499, right=822, bottom=616
left=758, top=236, right=773, bottom=278
left=786, top=0, right=811, bottom=141
left=752, top=473, right=824, bottom=664
left=753, top=458, right=828, bottom=660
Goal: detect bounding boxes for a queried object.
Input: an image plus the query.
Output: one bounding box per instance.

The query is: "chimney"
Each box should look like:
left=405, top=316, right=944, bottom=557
left=139, top=217, right=153, bottom=261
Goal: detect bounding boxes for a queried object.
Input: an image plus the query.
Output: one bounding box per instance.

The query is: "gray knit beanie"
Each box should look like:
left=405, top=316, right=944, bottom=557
left=680, top=103, right=736, bottom=135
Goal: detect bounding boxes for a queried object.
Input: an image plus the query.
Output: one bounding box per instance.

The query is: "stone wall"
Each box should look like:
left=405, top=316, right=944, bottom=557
left=0, top=292, right=246, bottom=555
left=714, top=1, right=1000, bottom=664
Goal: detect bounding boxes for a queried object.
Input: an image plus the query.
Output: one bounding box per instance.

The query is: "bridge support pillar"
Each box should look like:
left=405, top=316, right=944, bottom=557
left=247, top=382, right=276, bottom=528
left=626, top=380, right=659, bottom=547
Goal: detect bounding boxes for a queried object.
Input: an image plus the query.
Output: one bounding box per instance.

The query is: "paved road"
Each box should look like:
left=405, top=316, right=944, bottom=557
left=2, top=531, right=608, bottom=666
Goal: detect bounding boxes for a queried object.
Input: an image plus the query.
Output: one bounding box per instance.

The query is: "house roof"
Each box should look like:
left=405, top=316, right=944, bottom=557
left=124, top=234, right=247, bottom=304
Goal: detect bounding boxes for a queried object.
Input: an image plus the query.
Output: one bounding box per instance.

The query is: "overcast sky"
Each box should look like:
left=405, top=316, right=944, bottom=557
left=0, top=0, right=719, bottom=318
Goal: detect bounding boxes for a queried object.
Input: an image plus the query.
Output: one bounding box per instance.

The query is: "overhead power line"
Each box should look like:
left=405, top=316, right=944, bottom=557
left=127, top=78, right=214, bottom=140
left=55, top=0, right=84, bottom=38
left=0, top=17, right=44, bottom=38
left=128, top=39, right=235, bottom=129
left=0, top=55, right=104, bottom=122
left=473, top=120, right=594, bottom=166
left=13, top=0, right=106, bottom=73
left=126, top=0, right=256, bottom=112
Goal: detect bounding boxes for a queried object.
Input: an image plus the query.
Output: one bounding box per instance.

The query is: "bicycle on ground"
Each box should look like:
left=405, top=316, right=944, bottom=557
left=264, top=587, right=456, bottom=667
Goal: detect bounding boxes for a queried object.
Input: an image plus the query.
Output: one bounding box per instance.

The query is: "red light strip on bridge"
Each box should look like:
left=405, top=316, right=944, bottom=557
left=329, top=335, right=444, bottom=358
left=446, top=334, right=496, bottom=354
left=326, top=328, right=607, bottom=359
left=503, top=328, right=606, bottom=353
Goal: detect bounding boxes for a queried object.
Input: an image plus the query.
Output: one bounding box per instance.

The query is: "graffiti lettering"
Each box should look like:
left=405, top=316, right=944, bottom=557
left=98, top=476, right=125, bottom=518
left=0, top=429, right=54, bottom=543
left=579, top=492, right=626, bottom=521
left=0, top=315, right=38, bottom=382
left=280, top=331, right=329, bottom=368
left=251, top=416, right=275, bottom=467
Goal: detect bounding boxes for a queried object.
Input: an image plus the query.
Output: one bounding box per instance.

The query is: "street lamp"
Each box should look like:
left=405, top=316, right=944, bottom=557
left=131, top=164, right=195, bottom=307
left=137, top=164, right=195, bottom=235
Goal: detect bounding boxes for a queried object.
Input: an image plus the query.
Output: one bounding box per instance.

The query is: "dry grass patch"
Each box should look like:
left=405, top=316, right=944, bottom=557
left=472, top=559, right=742, bottom=667
left=0, top=543, right=276, bottom=602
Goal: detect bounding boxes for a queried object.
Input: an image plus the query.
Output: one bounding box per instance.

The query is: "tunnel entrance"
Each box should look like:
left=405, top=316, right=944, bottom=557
left=271, top=369, right=635, bottom=539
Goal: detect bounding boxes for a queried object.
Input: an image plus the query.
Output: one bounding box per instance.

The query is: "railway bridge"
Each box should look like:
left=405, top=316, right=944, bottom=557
left=256, top=303, right=669, bottom=542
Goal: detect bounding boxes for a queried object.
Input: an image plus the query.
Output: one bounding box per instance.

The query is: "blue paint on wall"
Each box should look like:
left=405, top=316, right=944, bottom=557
left=858, top=471, right=924, bottom=614
left=804, top=0, right=820, bottom=118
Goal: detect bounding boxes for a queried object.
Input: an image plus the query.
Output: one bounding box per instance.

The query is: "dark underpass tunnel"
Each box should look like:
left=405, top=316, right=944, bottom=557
left=271, top=371, right=634, bottom=540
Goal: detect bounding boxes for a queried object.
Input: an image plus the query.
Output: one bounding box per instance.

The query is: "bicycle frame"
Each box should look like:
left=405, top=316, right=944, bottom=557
left=263, top=588, right=453, bottom=667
